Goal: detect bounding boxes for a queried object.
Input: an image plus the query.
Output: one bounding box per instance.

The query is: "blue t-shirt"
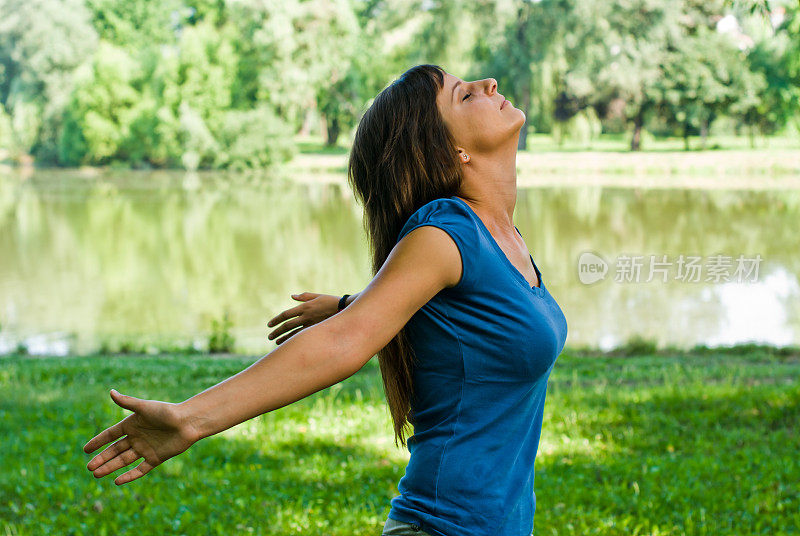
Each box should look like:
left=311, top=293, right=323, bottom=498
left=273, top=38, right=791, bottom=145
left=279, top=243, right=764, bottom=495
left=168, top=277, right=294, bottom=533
left=387, top=195, right=568, bottom=536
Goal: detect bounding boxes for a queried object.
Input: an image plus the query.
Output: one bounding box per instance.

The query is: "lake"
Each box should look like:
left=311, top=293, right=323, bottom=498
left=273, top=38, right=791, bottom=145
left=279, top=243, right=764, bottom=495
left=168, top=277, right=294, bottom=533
left=1, top=164, right=798, bottom=355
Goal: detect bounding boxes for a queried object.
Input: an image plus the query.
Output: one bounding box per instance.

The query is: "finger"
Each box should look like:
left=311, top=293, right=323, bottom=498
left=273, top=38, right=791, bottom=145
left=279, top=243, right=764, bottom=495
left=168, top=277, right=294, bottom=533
left=110, top=389, right=143, bottom=412
left=115, top=459, right=155, bottom=486
left=292, top=292, right=318, bottom=302
left=87, top=436, right=130, bottom=471
left=267, top=304, right=304, bottom=328
left=92, top=446, right=142, bottom=479
left=268, top=318, right=304, bottom=341
left=276, top=326, right=307, bottom=345
left=84, top=420, right=127, bottom=454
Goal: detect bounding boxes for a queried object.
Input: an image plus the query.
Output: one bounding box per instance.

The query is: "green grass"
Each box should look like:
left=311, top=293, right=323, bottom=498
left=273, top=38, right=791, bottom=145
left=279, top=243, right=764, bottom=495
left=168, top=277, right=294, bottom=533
left=1, top=345, right=798, bottom=535
left=295, top=132, right=800, bottom=155
left=289, top=132, right=800, bottom=180
left=521, top=132, right=800, bottom=153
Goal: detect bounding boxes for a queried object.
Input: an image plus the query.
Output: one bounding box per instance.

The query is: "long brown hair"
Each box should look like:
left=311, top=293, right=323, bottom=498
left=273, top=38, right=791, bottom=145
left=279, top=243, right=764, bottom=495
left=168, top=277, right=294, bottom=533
left=347, top=64, right=470, bottom=448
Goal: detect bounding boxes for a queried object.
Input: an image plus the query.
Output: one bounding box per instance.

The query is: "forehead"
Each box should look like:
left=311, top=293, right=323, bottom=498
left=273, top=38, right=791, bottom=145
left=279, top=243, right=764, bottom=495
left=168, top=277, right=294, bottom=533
left=438, top=72, right=461, bottom=105
left=442, top=72, right=460, bottom=90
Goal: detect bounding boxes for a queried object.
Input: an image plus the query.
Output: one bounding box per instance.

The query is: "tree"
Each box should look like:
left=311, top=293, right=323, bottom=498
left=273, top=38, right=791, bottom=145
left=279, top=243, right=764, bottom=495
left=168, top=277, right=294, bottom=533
left=0, top=0, right=98, bottom=162
left=476, top=0, right=566, bottom=150
left=588, top=0, right=682, bottom=150
left=656, top=25, right=750, bottom=149
left=58, top=42, right=141, bottom=165
left=736, top=1, right=800, bottom=138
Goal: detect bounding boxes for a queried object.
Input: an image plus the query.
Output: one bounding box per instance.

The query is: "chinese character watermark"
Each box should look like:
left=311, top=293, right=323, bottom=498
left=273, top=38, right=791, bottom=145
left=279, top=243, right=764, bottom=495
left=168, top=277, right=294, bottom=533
left=577, top=252, right=762, bottom=285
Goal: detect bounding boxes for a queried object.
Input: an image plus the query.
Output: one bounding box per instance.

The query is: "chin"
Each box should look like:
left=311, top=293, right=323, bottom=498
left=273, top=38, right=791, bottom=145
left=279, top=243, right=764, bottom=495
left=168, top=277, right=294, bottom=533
left=513, top=111, right=526, bottom=131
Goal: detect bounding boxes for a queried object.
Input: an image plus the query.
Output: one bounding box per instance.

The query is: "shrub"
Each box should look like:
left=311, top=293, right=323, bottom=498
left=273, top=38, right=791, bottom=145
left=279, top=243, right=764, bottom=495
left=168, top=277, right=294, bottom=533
left=208, top=312, right=235, bottom=353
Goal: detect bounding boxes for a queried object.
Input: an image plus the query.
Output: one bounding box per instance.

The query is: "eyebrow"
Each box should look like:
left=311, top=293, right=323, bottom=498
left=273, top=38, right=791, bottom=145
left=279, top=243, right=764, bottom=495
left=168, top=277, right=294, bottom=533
left=451, top=80, right=462, bottom=103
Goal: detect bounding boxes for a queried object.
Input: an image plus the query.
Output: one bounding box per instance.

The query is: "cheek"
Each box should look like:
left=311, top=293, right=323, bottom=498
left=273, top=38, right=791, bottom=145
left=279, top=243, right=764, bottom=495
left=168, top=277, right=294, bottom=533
left=463, top=111, right=504, bottom=148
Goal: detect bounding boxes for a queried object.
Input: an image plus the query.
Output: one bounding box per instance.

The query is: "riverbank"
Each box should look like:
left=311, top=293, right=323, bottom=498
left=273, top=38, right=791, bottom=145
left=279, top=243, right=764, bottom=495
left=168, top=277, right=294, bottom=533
left=284, top=147, right=800, bottom=190
left=3, top=340, right=799, bottom=360
left=3, top=134, right=799, bottom=191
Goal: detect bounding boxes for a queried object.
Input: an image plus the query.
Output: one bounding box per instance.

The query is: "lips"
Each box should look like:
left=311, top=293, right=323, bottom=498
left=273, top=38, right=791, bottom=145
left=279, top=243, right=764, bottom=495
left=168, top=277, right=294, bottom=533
left=501, top=99, right=508, bottom=110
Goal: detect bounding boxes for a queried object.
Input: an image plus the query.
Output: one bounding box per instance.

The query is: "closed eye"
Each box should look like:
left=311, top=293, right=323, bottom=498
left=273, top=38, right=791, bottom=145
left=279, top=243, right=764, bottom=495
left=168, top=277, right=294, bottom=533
left=462, top=93, right=471, bottom=102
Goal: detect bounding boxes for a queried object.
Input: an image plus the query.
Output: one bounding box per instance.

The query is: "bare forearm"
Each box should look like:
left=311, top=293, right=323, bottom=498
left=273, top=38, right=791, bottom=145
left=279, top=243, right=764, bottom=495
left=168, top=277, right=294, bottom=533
left=178, top=317, right=356, bottom=441
left=345, top=292, right=359, bottom=307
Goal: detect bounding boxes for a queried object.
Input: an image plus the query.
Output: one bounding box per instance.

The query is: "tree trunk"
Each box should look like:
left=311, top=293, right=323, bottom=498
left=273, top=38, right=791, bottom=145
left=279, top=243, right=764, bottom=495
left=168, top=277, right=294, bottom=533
left=298, top=107, right=315, bottom=136
left=683, top=121, right=690, bottom=151
left=700, top=119, right=708, bottom=150
left=325, top=116, right=340, bottom=147
left=630, top=108, right=644, bottom=151
left=517, top=91, right=532, bottom=151
left=514, top=2, right=533, bottom=151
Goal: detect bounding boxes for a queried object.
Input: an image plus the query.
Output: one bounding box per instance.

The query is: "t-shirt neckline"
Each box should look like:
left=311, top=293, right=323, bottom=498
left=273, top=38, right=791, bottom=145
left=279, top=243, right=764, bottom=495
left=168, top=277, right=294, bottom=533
left=449, top=195, right=545, bottom=294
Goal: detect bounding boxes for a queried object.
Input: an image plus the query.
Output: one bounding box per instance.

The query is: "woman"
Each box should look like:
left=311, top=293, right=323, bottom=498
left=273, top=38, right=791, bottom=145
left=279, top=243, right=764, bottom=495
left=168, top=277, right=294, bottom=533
left=83, top=64, right=568, bottom=536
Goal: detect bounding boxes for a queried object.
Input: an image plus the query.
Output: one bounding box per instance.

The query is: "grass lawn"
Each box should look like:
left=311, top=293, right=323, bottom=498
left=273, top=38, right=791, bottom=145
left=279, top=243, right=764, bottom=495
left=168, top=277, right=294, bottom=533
left=295, top=132, right=800, bottom=155
left=287, top=133, right=800, bottom=188
left=1, top=344, right=798, bottom=535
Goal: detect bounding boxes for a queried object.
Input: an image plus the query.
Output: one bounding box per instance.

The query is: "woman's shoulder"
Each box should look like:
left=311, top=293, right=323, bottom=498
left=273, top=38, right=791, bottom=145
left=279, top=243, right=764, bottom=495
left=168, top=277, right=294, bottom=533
left=397, top=196, right=475, bottom=242
left=421, top=196, right=473, bottom=217
left=396, top=196, right=484, bottom=291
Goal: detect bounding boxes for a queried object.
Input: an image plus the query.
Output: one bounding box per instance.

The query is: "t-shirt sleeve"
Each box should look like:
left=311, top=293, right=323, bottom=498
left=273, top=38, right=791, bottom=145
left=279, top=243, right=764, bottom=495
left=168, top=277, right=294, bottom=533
left=395, top=198, right=479, bottom=291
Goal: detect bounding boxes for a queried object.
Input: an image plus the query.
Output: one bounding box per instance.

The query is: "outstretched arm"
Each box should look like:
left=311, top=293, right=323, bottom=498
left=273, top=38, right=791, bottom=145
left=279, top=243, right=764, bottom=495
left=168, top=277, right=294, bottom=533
left=83, top=224, right=461, bottom=485
left=82, top=313, right=357, bottom=486
left=179, top=307, right=362, bottom=441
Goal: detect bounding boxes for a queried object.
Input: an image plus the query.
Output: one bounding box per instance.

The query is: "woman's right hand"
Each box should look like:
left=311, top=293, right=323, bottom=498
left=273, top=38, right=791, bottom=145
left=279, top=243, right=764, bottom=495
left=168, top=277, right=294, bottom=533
left=84, top=389, right=198, bottom=486
left=266, top=292, right=341, bottom=345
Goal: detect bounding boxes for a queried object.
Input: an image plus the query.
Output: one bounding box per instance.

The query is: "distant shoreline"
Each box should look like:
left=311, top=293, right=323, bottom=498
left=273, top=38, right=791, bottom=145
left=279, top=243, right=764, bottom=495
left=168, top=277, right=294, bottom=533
left=3, top=341, right=799, bottom=360
left=3, top=146, right=799, bottom=190
left=282, top=149, right=800, bottom=190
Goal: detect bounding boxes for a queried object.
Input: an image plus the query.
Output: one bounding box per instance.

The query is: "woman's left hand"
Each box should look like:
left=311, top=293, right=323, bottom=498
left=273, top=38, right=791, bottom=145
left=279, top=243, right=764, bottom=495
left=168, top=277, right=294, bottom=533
left=267, top=292, right=341, bottom=345
left=83, top=389, right=198, bottom=486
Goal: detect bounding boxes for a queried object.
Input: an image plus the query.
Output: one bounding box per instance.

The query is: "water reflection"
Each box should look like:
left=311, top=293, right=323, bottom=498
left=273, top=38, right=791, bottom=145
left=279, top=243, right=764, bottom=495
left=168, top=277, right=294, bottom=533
left=705, top=267, right=799, bottom=347
left=0, top=168, right=798, bottom=355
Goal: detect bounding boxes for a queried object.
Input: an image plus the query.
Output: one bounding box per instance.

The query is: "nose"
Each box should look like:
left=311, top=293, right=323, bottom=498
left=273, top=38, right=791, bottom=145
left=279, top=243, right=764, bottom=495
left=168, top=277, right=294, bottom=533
left=485, top=78, right=497, bottom=95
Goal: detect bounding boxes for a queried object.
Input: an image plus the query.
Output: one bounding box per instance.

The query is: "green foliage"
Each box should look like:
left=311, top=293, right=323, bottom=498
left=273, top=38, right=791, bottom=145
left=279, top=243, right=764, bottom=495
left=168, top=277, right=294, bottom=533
left=117, top=340, right=145, bottom=354
left=317, top=67, right=363, bottom=147
left=0, top=0, right=98, bottom=161
left=508, top=0, right=800, bottom=150
left=83, top=0, right=184, bottom=47
left=1, top=0, right=354, bottom=168
left=56, top=13, right=299, bottom=170
left=656, top=26, right=747, bottom=146
left=746, top=1, right=800, bottom=134
left=615, top=334, right=661, bottom=357
left=208, top=311, right=235, bottom=354
left=0, top=104, right=11, bottom=159
left=213, top=105, right=296, bottom=170
left=1, top=0, right=798, bottom=165
left=551, top=108, right=603, bottom=148
left=94, top=338, right=204, bottom=355
left=58, top=42, right=141, bottom=166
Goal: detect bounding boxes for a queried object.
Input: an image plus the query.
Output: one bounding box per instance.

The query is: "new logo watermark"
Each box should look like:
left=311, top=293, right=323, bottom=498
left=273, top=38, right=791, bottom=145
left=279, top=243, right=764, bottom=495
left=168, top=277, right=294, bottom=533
left=577, top=252, right=762, bottom=285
